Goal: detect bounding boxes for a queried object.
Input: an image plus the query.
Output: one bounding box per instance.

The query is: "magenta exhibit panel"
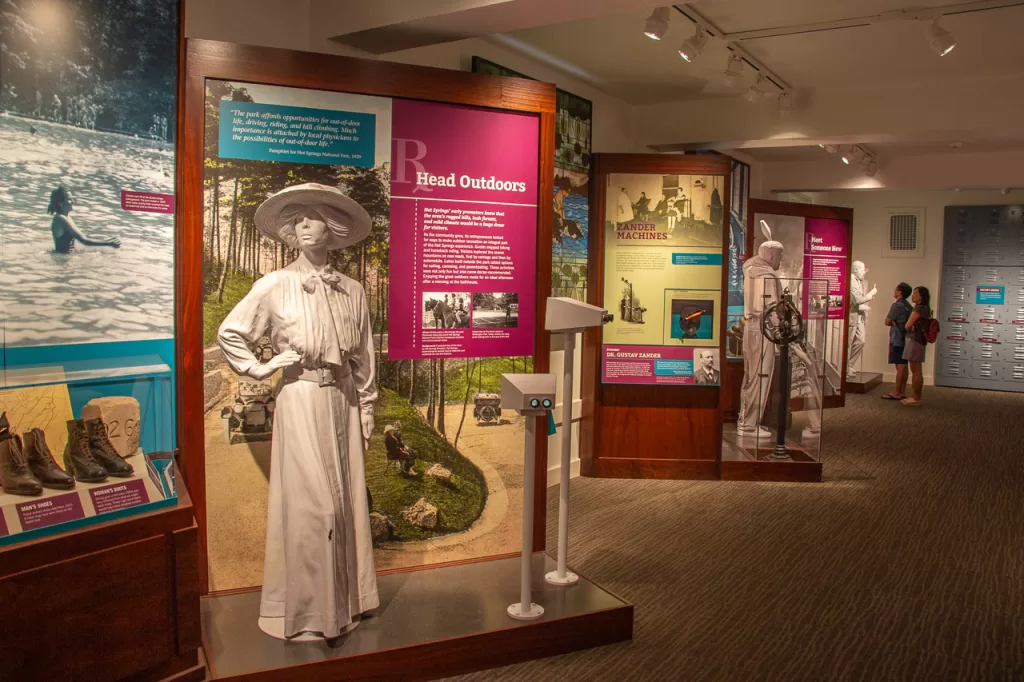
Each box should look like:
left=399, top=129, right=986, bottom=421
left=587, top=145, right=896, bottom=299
left=388, top=100, right=539, bottom=360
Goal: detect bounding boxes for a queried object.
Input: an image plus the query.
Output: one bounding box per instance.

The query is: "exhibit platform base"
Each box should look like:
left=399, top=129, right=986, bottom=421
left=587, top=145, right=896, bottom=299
left=846, top=372, right=883, bottom=394
left=720, top=425, right=823, bottom=482
left=201, top=553, right=633, bottom=681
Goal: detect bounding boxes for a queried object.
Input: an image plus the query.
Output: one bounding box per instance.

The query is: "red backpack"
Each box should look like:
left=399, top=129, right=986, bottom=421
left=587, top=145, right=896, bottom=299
left=922, top=317, right=940, bottom=344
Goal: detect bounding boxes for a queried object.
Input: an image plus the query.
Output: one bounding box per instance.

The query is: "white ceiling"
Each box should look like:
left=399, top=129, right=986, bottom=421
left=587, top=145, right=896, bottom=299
left=690, top=0, right=954, bottom=33
left=508, top=1, right=1024, bottom=101
left=741, top=139, right=1024, bottom=162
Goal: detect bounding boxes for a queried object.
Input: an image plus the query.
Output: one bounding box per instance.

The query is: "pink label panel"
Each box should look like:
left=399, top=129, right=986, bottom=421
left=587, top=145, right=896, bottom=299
left=121, top=190, right=175, bottom=214
left=89, top=479, right=150, bottom=515
left=17, top=493, right=85, bottom=531
left=602, top=344, right=720, bottom=386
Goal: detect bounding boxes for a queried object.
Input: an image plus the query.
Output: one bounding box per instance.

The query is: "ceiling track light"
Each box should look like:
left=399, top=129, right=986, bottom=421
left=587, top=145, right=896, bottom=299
left=776, top=91, right=794, bottom=119
left=926, top=17, right=956, bottom=56
left=743, top=74, right=766, bottom=103
left=644, top=7, right=671, bottom=41
left=722, top=55, right=744, bottom=87
left=678, top=25, right=708, bottom=63
left=822, top=144, right=839, bottom=154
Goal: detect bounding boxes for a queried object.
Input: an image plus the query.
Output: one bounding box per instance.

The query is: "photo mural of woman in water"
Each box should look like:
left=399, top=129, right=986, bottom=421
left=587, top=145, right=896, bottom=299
left=47, top=187, right=122, bottom=253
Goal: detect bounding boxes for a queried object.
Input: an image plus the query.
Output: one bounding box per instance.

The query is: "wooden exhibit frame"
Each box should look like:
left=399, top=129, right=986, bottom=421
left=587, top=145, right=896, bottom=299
left=581, top=153, right=733, bottom=480
left=746, top=199, right=856, bottom=410
left=175, top=39, right=556, bottom=596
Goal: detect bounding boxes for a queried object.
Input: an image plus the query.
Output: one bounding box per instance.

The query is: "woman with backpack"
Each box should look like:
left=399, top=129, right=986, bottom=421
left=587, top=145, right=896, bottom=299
left=901, top=286, right=932, bottom=406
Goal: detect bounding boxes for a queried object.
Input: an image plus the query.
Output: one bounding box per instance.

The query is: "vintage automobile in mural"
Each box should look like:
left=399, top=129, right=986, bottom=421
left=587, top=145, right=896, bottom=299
left=472, top=391, right=503, bottom=425
left=221, top=336, right=276, bottom=444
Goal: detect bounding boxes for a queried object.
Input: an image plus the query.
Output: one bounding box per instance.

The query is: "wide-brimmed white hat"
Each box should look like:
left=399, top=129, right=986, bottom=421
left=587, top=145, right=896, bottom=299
left=254, top=182, right=371, bottom=251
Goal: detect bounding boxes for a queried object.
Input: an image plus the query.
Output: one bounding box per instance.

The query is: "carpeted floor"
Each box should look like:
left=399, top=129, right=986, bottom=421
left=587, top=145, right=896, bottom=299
left=449, top=387, right=1024, bottom=681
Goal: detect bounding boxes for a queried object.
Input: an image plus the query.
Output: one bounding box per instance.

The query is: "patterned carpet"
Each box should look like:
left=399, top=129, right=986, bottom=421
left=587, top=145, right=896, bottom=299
left=450, top=387, right=1024, bottom=682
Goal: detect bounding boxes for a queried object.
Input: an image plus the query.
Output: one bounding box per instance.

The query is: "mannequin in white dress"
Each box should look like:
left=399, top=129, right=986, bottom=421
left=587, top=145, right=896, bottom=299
left=218, top=183, right=378, bottom=641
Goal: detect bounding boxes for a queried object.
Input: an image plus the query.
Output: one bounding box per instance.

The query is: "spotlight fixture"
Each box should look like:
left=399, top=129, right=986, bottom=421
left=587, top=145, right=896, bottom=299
left=864, top=159, right=878, bottom=177
left=841, top=155, right=851, bottom=165
left=644, top=7, right=670, bottom=41
left=743, top=74, right=766, bottom=103
left=823, top=144, right=839, bottom=154
left=678, top=25, right=708, bottom=63
left=777, top=91, right=793, bottom=112
left=927, top=17, right=956, bottom=56
left=847, top=145, right=866, bottom=163
left=722, top=55, right=744, bottom=87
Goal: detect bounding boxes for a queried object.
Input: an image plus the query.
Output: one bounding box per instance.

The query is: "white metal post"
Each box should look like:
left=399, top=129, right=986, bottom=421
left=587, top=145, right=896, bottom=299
left=546, top=332, right=579, bottom=586
left=508, top=413, right=544, bottom=620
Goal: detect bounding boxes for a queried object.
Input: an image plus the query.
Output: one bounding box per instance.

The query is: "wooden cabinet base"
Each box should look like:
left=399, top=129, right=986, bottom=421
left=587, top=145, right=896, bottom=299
left=721, top=459, right=823, bottom=482
left=585, top=458, right=719, bottom=480
left=0, top=463, right=199, bottom=682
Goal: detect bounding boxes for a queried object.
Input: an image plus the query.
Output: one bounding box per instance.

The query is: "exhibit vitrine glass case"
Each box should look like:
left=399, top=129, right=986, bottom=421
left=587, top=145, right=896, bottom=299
left=752, top=210, right=850, bottom=400
left=0, top=356, right=176, bottom=545
left=739, top=276, right=828, bottom=463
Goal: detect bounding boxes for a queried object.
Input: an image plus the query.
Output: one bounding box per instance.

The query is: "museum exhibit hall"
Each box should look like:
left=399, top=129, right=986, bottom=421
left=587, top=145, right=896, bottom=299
left=2, top=0, right=1024, bottom=680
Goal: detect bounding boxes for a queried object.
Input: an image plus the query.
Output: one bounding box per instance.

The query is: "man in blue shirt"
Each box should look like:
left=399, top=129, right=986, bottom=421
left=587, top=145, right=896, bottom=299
left=881, top=282, right=913, bottom=400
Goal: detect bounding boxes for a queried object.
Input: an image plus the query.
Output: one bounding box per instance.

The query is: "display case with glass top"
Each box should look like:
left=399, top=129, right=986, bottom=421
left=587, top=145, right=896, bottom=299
left=0, top=355, right=176, bottom=545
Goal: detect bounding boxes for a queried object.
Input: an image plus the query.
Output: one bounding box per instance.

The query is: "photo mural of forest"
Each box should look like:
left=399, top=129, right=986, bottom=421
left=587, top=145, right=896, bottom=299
left=202, top=81, right=535, bottom=587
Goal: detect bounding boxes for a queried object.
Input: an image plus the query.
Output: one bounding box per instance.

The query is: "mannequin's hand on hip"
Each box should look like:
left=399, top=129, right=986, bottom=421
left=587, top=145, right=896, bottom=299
left=248, top=350, right=300, bottom=380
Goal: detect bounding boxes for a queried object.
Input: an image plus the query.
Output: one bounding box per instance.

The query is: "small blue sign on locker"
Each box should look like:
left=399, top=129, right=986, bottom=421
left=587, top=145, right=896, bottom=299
left=977, top=286, right=1006, bottom=305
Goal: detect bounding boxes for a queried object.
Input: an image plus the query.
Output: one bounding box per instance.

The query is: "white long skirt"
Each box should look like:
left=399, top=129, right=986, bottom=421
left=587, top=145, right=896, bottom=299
left=260, top=373, right=379, bottom=638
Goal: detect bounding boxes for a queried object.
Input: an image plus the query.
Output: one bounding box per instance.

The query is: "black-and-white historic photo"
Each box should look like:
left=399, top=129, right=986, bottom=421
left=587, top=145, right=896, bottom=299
left=0, top=0, right=178, bottom=346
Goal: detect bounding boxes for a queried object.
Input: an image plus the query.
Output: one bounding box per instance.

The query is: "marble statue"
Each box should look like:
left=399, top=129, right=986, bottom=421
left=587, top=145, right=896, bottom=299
left=847, top=260, right=877, bottom=378
left=218, top=183, right=379, bottom=641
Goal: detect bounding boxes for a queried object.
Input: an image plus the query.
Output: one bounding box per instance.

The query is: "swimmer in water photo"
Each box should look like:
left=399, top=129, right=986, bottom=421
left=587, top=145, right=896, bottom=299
left=47, top=187, right=121, bottom=253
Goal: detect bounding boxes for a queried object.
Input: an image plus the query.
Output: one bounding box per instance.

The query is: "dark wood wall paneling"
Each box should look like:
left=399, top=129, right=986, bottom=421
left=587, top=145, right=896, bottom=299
left=0, top=465, right=201, bottom=681
left=582, top=153, right=733, bottom=480
left=177, top=39, right=557, bottom=594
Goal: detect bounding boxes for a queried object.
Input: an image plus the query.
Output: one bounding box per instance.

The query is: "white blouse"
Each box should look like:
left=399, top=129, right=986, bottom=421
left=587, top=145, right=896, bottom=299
left=217, top=255, right=377, bottom=408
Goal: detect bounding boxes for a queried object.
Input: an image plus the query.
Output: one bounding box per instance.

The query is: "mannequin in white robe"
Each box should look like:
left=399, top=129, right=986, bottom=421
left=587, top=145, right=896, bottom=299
left=738, top=241, right=783, bottom=436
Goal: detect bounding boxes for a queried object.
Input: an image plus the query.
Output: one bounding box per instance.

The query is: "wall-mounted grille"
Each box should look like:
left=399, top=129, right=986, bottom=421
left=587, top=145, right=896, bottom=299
left=884, top=209, right=925, bottom=258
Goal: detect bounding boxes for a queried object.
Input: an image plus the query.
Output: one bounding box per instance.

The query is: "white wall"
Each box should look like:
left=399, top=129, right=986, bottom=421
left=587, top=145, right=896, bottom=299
left=763, top=150, right=1024, bottom=194
left=808, top=188, right=1020, bottom=384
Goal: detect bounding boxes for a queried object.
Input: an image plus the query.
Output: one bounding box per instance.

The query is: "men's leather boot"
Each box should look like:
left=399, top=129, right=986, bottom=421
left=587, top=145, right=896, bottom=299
left=0, top=413, right=43, bottom=496
left=85, top=418, right=133, bottom=478
left=24, top=429, right=75, bottom=490
left=64, top=419, right=108, bottom=483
